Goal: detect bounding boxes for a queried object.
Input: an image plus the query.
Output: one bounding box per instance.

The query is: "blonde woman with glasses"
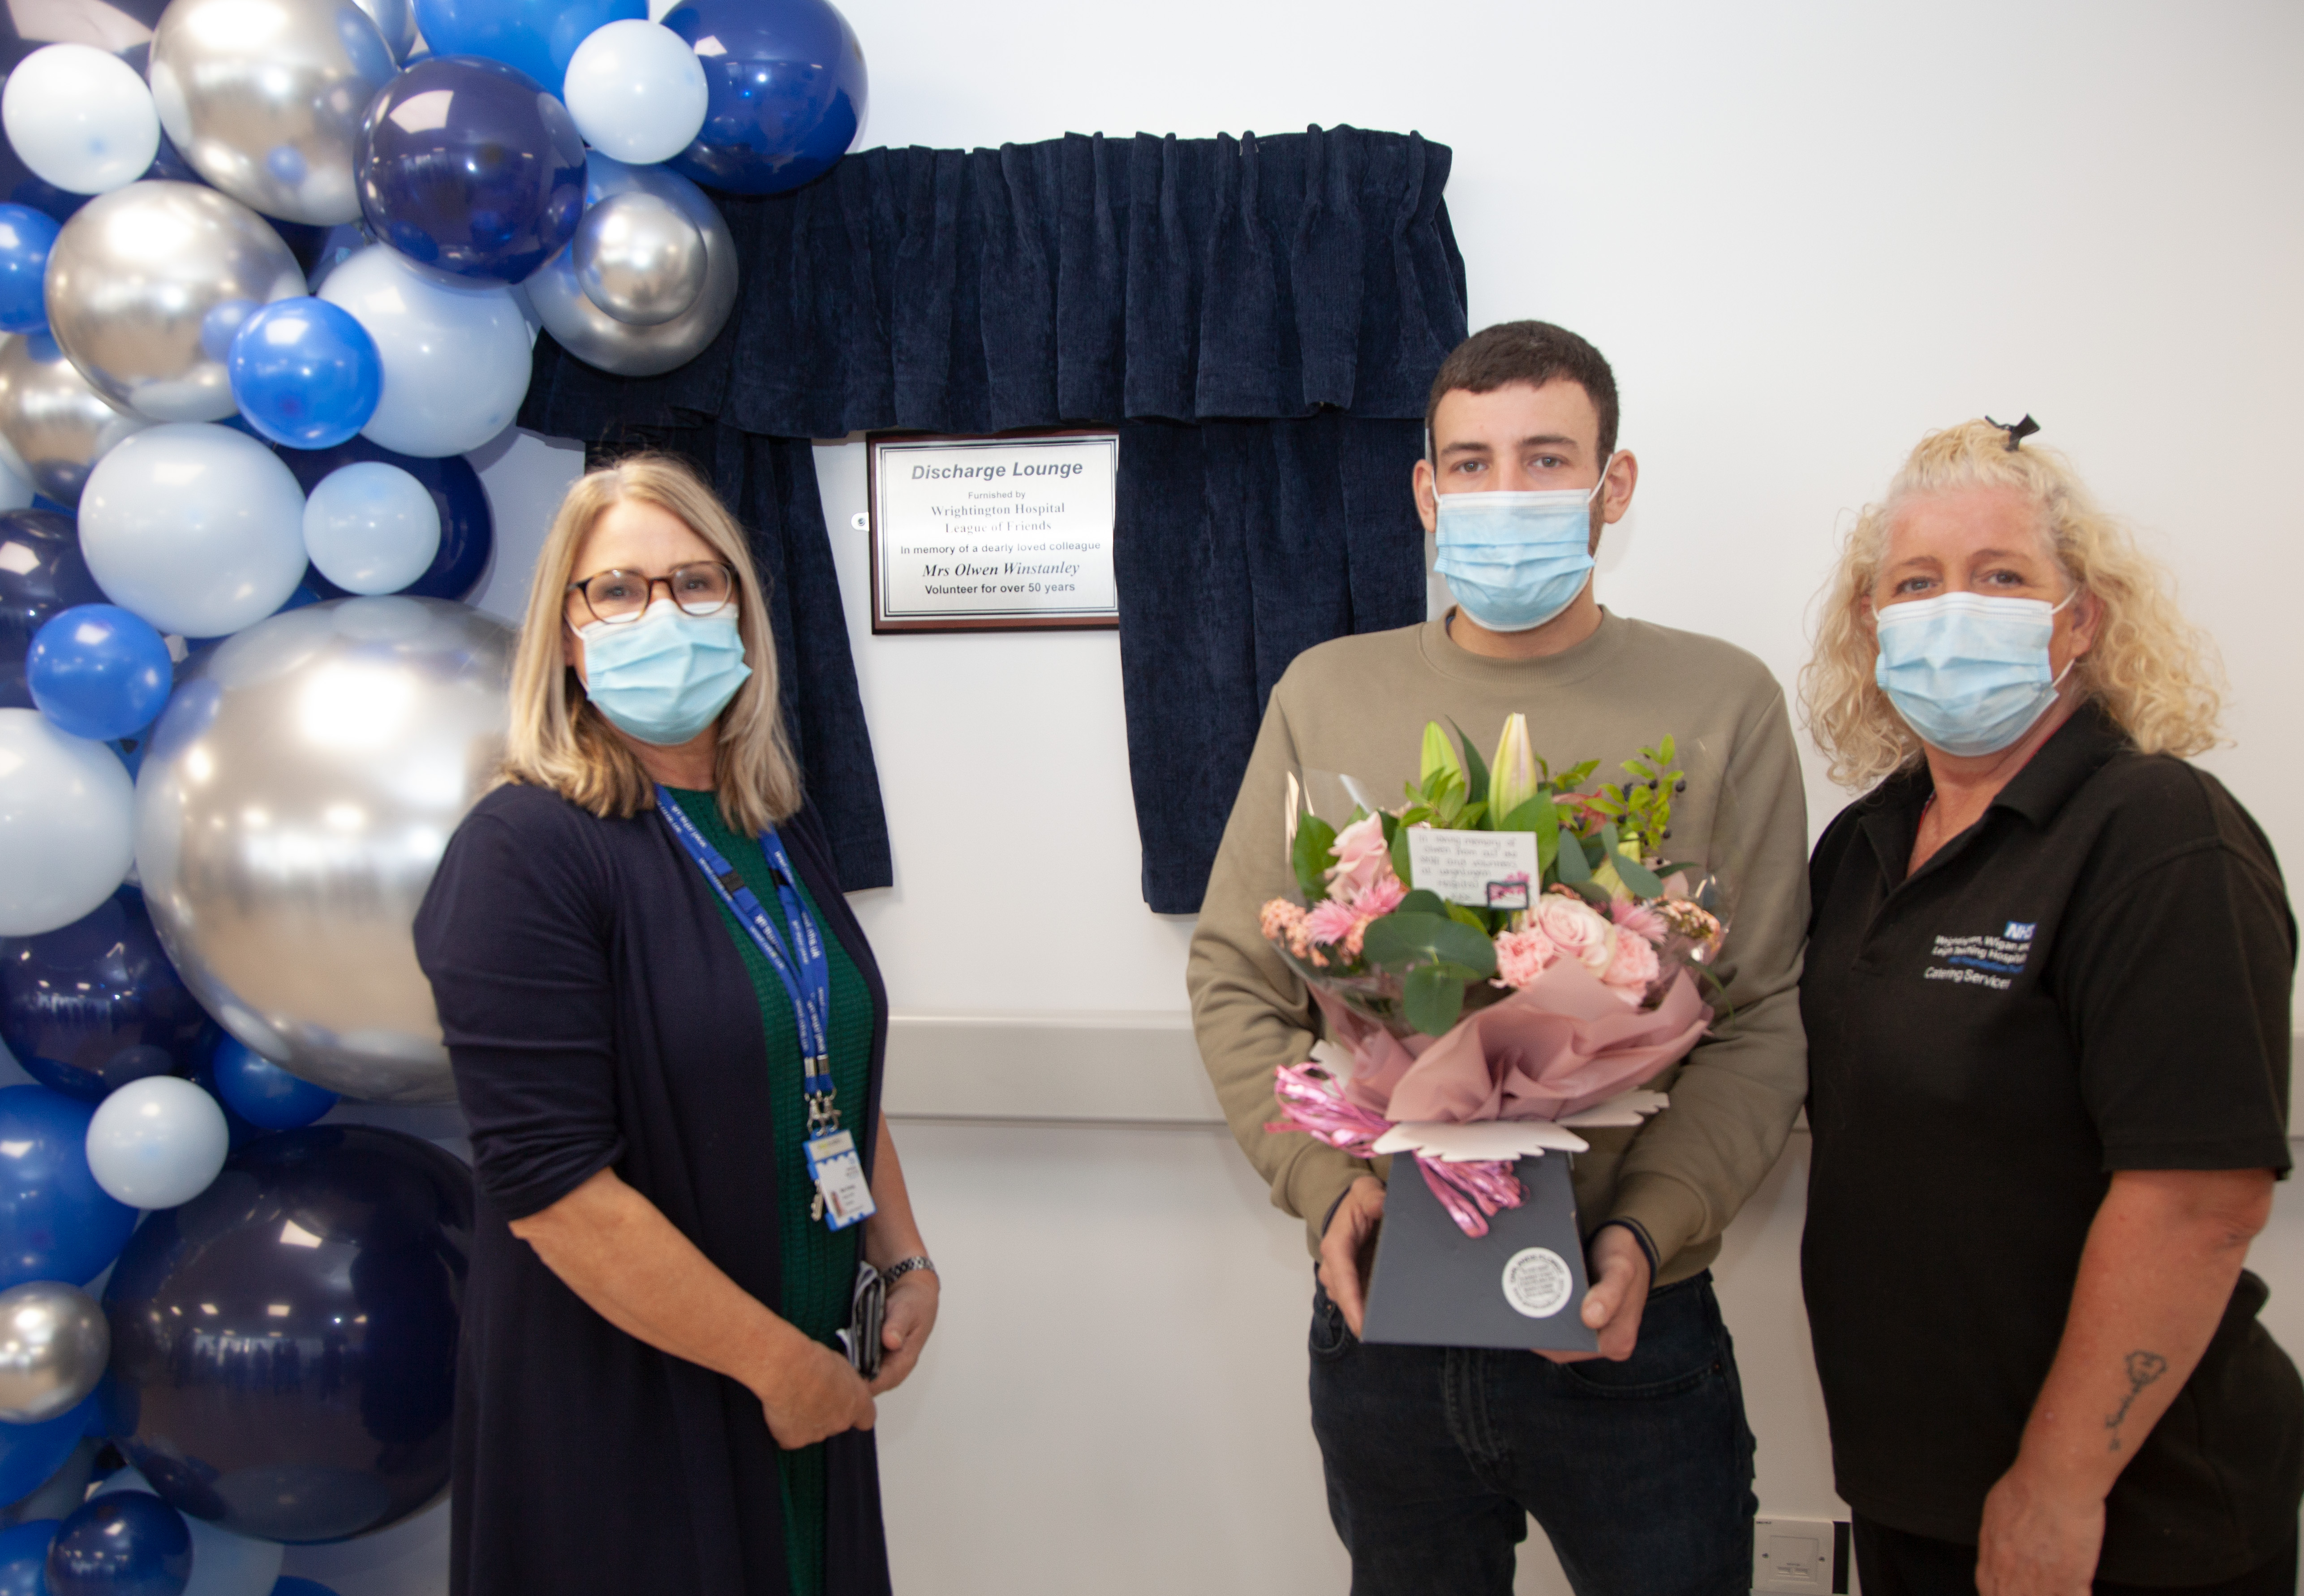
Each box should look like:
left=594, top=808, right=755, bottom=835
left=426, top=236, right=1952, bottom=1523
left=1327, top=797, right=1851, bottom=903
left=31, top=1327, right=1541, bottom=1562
left=1797, top=419, right=2299, bottom=1596
left=413, top=453, right=935, bottom=1596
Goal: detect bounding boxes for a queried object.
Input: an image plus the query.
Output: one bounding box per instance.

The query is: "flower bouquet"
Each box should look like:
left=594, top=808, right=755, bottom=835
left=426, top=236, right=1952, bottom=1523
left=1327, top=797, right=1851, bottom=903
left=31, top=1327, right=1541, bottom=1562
left=1263, top=715, right=1727, bottom=1342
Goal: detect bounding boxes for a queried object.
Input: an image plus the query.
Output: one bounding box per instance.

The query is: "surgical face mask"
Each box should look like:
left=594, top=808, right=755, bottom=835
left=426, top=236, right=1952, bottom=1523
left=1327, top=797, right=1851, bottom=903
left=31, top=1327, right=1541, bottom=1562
left=1872, top=590, right=2075, bottom=758
left=575, top=598, right=752, bottom=747
left=1431, top=464, right=1610, bottom=633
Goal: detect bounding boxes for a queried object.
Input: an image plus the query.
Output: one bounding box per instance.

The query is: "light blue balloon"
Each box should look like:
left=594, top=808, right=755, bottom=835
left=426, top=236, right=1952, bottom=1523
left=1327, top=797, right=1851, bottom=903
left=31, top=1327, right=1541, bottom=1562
left=409, top=0, right=645, bottom=98
left=300, top=463, right=441, bottom=595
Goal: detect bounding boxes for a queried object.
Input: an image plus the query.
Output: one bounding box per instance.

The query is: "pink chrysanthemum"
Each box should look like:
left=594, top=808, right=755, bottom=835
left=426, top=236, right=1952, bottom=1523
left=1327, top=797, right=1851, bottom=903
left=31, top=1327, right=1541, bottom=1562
left=1609, top=900, right=1668, bottom=944
left=1303, top=898, right=1358, bottom=947
left=1493, top=927, right=1560, bottom=989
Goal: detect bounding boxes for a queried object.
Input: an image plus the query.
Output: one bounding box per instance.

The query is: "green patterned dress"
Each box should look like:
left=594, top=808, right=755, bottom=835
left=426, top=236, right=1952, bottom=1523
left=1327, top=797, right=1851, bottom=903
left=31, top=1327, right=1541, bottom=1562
left=666, top=788, right=875, bottom=1596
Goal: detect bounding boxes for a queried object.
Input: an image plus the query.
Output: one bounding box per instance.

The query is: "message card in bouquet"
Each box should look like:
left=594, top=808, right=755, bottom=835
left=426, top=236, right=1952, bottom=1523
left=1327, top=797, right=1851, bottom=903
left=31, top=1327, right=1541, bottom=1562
left=1361, top=1150, right=1597, bottom=1352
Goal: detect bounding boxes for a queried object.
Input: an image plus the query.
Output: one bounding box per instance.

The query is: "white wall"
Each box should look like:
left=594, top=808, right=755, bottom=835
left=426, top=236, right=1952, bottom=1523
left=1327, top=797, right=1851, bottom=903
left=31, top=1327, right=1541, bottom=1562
left=800, top=3, right=2304, bottom=1592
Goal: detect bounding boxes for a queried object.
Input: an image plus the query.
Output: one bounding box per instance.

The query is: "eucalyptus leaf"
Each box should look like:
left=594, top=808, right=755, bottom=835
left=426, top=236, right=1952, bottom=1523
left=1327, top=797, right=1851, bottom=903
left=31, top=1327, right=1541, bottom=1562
left=1390, top=826, right=1415, bottom=888
left=1614, top=852, right=1664, bottom=898
left=1444, top=901, right=1488, bottom=934
left=1360, top=912, right=1499, bottom=978
left=1397, top=888, right=1449, bottom=919
left=1403, top=964, right=1468, bottom=1036
left=1554, top=822, right=1591, bottom=886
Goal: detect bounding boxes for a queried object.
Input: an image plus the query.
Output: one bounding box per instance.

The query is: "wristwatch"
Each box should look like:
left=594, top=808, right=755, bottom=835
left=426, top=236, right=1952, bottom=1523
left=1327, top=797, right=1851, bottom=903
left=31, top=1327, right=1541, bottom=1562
left=881, top=1255, right=937, bottom=1286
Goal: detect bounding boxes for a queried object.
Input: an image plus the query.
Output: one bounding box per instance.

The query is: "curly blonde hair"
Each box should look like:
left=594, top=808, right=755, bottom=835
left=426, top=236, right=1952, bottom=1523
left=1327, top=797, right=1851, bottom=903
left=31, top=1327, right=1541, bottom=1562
left=499, top=452, right=802, bottom=834
left=1801, top=420, right=2224, bottom=790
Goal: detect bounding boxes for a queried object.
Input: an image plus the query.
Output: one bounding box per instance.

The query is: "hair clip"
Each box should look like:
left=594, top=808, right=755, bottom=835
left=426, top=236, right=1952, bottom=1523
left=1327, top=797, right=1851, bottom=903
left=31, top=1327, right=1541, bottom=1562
left=1985, top=414, right=2040, bottom=451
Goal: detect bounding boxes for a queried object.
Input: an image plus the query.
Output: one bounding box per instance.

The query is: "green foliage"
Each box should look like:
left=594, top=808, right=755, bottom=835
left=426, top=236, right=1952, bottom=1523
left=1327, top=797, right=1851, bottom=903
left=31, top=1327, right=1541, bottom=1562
left=1449, top=718, right=1490, bottom=811
left=1553, top=821, right=1591, bottom=886
left=1360, top=912, right=1498, bottom=978
left=1587, top=737, right=1686, bottom=862
left=1396, top=889, right=1449, bottom=919
left=1403, top=964, right=1474, bottom=1036
left=1292, top=813, right=1337, bottom=903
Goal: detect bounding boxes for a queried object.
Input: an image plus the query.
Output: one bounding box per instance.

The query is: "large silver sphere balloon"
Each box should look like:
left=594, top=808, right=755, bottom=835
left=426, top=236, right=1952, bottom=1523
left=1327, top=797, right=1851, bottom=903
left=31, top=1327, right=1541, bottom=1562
left=45, top=181, right=306, bottom=422
left=575, top=192, right=709, bottom=328
left=136, top=598, right=515, bottom=1104
left=529, top=154, right=737, bottom=378
left=0, top=1282, right=110, bottom=1424
left=148, top=0, right=399, bottom=227
left=0, top=333, right=154, bottom=505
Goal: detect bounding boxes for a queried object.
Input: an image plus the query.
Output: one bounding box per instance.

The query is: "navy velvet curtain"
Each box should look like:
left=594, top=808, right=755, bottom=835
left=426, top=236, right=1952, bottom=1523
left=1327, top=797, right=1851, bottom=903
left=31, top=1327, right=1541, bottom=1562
left=522, top=126, right=1467, bottom=909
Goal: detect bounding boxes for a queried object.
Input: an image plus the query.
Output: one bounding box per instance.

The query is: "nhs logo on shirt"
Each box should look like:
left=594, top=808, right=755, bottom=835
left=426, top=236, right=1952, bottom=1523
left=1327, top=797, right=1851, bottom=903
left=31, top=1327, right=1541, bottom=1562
left=1924, top=920, right=2039, bottom=991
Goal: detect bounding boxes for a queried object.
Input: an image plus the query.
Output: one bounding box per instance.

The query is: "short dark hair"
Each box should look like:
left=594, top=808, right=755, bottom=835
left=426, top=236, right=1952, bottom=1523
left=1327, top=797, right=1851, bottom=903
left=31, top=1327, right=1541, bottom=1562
left=1425, top=321, right=1619, bottom=460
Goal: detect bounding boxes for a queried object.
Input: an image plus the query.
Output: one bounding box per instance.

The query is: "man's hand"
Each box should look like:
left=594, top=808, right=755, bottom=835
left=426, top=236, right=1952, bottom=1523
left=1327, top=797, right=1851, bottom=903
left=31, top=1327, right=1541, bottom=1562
left=1976, top=1461, right=2104, bottom=1596
left=1538, top=1225, right=1651, bottom=1364
left=868, top=1271, right=940, bottom=1395
left=1318, top=1175, right=1386, bottom=1335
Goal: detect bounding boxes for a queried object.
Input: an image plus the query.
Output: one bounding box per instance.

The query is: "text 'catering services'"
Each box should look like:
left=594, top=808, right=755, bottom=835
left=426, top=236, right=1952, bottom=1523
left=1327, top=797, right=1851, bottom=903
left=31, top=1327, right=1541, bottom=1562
left=909, top=460, right=1085, bottom=481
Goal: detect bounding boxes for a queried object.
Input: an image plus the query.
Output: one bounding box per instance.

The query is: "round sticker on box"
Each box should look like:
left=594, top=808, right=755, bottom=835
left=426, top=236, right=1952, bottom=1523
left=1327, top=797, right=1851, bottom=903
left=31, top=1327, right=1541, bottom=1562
left=1500, top=1247, right=1573, bottom=1318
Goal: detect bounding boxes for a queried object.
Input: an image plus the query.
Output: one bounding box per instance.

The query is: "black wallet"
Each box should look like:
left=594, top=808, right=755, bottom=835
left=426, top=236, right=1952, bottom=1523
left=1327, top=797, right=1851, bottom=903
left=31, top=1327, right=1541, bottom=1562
left=836, top=1260, right=885, bottom=1379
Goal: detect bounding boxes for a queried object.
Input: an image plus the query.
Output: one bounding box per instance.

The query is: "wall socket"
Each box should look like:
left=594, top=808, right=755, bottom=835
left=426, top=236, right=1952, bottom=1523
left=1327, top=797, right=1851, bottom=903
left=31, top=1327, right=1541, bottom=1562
left=1752, top=1516, right=1850, bottom=1594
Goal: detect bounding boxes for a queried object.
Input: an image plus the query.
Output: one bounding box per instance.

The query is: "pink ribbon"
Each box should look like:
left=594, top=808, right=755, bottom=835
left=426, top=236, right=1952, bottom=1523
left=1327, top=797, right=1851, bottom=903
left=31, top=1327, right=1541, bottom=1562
left=1266, top=1064, right=1525, bottom=1238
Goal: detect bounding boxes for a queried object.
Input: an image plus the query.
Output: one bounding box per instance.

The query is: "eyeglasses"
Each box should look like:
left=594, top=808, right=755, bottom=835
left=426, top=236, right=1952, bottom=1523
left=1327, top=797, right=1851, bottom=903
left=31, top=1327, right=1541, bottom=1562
left=565, top=562, right=737, bottom=627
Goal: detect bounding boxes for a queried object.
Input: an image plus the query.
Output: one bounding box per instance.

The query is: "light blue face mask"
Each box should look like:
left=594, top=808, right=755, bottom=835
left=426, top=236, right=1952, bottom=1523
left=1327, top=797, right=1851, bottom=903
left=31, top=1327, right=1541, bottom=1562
left=576, top=598, right=752, bottom=747
left=1431, top=466, right=1609, bottom=633
left=1873, top=590, right=2075, bottom=757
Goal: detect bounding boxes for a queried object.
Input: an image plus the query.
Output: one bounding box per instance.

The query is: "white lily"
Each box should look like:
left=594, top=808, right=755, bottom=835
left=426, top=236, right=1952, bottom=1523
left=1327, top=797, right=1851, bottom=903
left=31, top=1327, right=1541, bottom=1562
left=1490, top=712, right=1538, bottom=822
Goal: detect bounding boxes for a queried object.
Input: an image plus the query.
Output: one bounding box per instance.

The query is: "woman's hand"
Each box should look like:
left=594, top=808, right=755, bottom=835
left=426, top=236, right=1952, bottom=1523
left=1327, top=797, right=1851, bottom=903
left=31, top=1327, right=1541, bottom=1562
left=869, top=1272, right=940, bottom=1395
left=1977, top=1462, right=2104, bottom=1596
left=755, top=1338, right=876, bottom=1449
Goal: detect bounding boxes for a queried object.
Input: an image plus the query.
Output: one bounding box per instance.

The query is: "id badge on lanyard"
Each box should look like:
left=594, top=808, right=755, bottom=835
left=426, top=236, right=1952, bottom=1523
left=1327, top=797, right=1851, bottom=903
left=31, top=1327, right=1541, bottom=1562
left=658, top=789, right=877, bottom=1232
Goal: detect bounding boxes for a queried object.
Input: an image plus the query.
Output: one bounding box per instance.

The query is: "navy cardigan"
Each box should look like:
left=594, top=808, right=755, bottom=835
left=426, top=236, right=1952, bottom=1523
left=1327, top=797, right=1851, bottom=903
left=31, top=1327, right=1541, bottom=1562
left=413, top=782, right=892, bottom=1596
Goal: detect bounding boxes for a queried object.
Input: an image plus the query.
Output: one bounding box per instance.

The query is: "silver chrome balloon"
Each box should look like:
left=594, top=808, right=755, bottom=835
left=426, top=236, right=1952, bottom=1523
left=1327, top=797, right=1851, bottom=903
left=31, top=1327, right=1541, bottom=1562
left=351, top=0, right=417, bottom=63
left=148, top=0, right=399, bottom=227
left=45, top=181, right=306, bottom=422
left=0, top=333, right=154, bottom=504
left=528, top=153, right=738, bottom=378
left=0, top=1282, right=110, bottom=1424
left=575, top=191, right=709, bottom=327
left=136, top=598, right=516, bottom=1104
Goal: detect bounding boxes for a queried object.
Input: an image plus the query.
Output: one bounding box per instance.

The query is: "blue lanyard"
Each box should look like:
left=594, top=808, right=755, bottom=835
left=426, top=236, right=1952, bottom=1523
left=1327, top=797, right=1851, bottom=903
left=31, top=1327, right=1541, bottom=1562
left=656, top=787, right=839, bottom=1134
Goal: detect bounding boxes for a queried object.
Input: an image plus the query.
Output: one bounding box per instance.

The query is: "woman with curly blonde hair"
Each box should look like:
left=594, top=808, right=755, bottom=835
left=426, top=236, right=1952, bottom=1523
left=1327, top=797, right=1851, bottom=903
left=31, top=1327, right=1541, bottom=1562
left=1795, top=420, right=2300, bottom=1596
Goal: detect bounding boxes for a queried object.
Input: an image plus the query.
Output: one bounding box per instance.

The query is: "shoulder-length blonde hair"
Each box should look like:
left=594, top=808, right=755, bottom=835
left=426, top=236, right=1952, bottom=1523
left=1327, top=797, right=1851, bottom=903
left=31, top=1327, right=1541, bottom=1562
left=499, top=452, right=802, bottom=834
left=1800, top=419, right=2224, bottom=791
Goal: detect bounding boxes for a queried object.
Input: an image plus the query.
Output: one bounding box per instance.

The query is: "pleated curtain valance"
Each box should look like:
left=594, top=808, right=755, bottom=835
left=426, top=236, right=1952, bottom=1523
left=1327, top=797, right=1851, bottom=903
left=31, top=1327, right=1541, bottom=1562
left=520, top=127, right=1469, bottom=912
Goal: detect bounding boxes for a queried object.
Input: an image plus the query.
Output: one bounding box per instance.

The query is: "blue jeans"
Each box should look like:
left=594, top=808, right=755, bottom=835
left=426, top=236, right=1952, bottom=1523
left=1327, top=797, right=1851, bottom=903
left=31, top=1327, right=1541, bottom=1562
left=1308, top=1269, right=1758, bottom=1596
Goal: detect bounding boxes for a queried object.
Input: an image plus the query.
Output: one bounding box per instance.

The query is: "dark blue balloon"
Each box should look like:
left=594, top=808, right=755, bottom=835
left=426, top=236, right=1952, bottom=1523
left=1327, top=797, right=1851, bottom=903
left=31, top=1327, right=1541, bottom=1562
left=46, top=1493, right=189, bottom=1596
left=0, top=512, right=102, bottom=671
left=0, top=1398, right=96, bottom=1512
left=0, top=205, right=56, bottom=335
left=0, top=1087, right=136, bottom=1289
left=226, top=299, right=382, bottom=451
left=102, top=1127, right=473, bottom=1544
left=662, top=0, right=865, bottom=196
left=409, top=0, right=642, bottom=98
left=355, top=56, right=587, bottom=284
left=26, top=604, right=172, bottom=742
left=0, top=886, right=216, bottom=1102
left=185, top=1061, right=263, bottom=1154
left=273, top=440, right=492, bottom=601
left=207, top=1039, right=335, bottom=1132
left=0, top=1518, right=56, bottom=1596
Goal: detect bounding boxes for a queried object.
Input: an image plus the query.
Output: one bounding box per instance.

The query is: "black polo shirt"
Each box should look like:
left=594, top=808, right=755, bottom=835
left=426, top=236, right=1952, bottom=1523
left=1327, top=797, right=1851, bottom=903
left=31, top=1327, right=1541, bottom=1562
left=1800, top=703, right=2302, bottom=1585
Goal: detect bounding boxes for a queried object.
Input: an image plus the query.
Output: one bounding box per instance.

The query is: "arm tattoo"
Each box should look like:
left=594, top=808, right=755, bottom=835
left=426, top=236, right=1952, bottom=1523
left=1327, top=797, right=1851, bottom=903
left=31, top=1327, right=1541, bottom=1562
left=2104, top=1351, right=2169, bottom=1453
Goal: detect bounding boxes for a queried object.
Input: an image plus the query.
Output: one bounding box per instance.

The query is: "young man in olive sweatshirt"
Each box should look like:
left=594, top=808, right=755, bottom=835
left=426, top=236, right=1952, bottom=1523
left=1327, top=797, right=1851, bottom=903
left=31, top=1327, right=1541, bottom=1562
left=1186, top=321, right=1809, bottom=1594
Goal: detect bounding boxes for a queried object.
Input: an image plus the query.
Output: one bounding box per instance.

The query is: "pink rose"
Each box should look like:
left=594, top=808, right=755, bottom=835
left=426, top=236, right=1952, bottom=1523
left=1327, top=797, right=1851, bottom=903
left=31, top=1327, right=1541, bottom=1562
left=1599, top=927, right=1661, bottom=1005
left=1533, top=892, right=1617, bottom=976
left=1325, top=814, right=1395, bottom=908
left=1493, top=927, right=1560, bottom=989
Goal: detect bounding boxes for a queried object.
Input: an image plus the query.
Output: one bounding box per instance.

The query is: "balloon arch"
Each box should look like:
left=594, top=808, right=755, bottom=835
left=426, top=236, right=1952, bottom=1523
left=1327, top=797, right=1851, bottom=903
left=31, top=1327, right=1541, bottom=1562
left=0, top=0, right=869, bottom=1587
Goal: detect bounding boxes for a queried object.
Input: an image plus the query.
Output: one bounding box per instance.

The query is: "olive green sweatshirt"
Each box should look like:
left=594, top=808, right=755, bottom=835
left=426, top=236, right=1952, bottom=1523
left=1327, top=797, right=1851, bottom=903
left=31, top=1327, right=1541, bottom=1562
left=1186, top=610, right=1811, bottom=1283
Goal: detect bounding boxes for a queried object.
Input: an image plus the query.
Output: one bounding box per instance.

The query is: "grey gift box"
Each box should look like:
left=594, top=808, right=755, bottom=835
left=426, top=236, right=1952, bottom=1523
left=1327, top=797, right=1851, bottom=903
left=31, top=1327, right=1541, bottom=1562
left=1359, top=1151, right=1599, bottom=1354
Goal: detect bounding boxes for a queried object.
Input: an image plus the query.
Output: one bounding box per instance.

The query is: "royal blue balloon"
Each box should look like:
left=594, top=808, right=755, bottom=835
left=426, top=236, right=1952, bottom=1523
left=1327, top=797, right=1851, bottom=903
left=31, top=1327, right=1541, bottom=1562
left=409, top=0, right=642, bottom=98
left=0, top=887, right=215, bottom=1102
left=207, top=1039, right=335, bottom=1132
left=274, top=440, right=492, bottom=601
left=226, top=299, right=382, bottom=451
left=103, top=1127, right=473, bottom=1544
left=662, top=0, right=865, bottom=196
left=26, top=604, right=172, bottom=742
left=0, top=1518, right=56, bottom=1596
left=0, top=1398, right=96, bottom=1510
left=0, top=510, right=103, bottom=711
left=356, top=56, right=587, bottom=284
left=0, top=205, right=56, bottom=335
left=0, top=1087, right=136, bottom=1290
left=185, top=1061, right=264, bottom=1153
left=46, top=1493, right=190, bottom=1596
